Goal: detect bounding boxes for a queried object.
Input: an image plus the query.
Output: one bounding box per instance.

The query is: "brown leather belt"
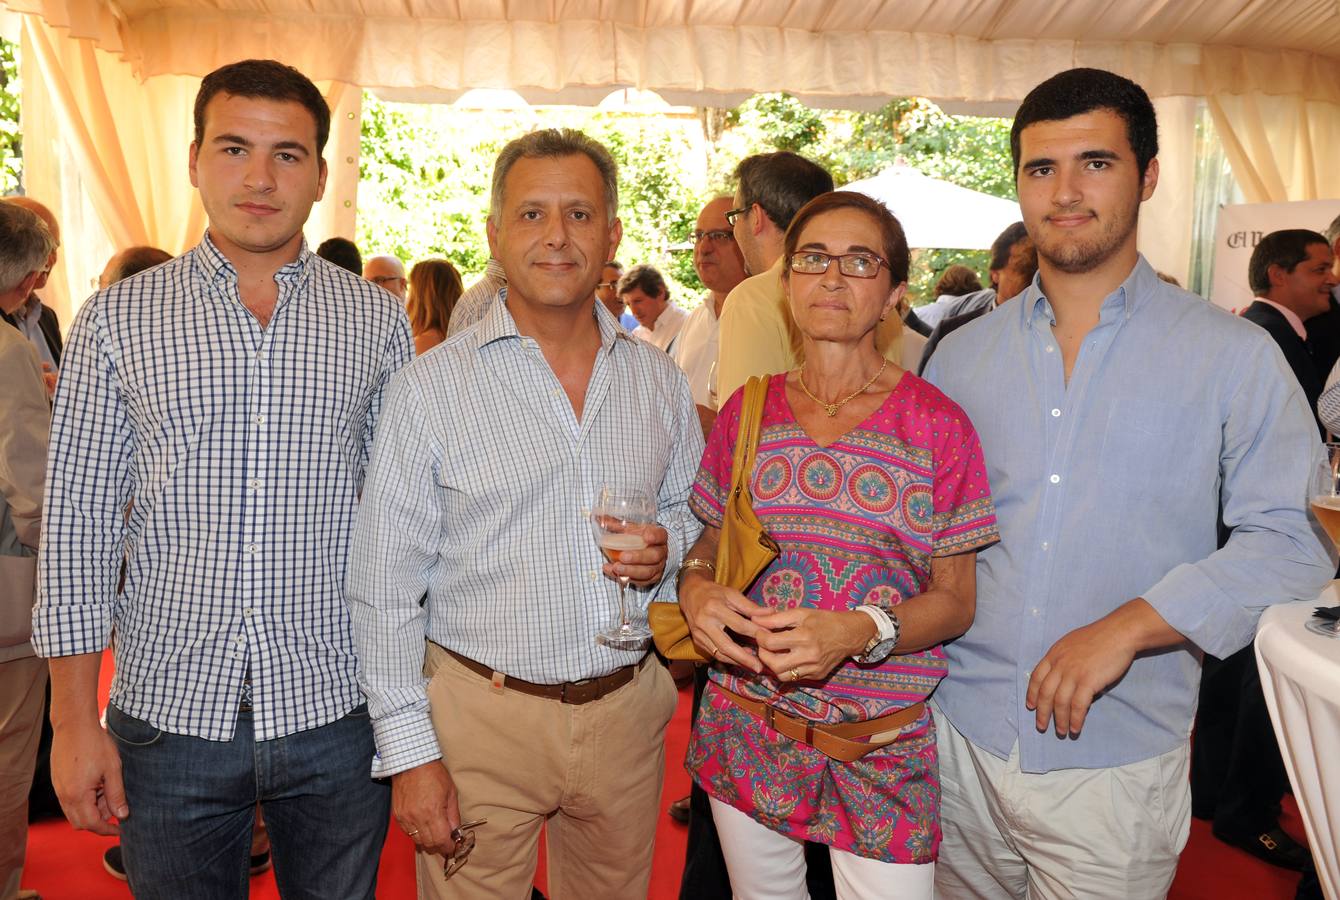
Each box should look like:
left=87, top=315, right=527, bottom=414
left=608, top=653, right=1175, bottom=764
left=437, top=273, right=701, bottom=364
left=441, top=645, right=646, bottom=705
left=718, top=685, right=926, bottom=762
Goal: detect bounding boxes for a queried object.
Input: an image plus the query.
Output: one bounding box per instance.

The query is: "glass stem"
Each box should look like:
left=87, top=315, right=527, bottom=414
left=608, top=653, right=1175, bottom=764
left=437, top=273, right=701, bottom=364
left=617, top=576, right=632, bottom=632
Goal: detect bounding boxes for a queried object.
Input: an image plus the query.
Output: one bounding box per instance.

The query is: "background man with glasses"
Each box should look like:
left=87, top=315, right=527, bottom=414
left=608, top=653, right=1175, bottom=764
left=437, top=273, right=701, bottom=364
left=715, top=151, right=834, bottom=405
left=671, top=196, right=749, bottom=440
left=595, top=259, right=639, bottom=330
left=364, top=252, right=408, bottom=300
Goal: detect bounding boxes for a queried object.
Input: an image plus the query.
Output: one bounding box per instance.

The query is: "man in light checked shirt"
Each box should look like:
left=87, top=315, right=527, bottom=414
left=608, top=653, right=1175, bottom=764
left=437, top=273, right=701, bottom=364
left=347, top=129, right=704, bottom=899
left=33, top=60, right=411, bottom=898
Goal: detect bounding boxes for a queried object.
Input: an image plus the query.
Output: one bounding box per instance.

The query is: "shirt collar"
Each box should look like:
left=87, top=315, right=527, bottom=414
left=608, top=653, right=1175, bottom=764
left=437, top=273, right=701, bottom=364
left=1023, top=254, right=1159, bottom=328
left=1252, top=297, right=1308, bottom=340
left=195, top=231, right=314, bottom=287
left=473, top=284, right=633, bottom=353
left=19, top=293, right=41, bottom=321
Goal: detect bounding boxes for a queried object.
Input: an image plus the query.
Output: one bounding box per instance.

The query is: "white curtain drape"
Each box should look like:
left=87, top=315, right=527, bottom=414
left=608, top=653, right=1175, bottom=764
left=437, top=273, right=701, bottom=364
left=1207, top=93, right=1340, bottom=204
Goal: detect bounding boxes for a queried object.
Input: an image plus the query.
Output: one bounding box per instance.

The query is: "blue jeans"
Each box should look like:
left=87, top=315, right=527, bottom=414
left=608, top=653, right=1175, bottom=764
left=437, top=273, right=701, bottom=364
left=108, top=703, right=391, bottom=899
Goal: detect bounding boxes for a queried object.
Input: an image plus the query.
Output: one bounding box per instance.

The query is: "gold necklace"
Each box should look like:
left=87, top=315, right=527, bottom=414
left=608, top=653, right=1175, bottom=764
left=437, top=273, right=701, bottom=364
left=798, top=359, right=888, bottom=417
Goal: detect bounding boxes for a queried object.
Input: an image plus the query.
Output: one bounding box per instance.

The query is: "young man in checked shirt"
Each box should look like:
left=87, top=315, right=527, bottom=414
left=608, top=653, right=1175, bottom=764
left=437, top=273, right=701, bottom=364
left=33, top=59, right=411, bottom=898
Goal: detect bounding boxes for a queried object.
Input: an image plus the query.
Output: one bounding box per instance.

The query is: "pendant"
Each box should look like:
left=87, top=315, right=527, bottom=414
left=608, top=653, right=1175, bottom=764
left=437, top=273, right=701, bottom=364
left=823, top=404, right=839, bottom=417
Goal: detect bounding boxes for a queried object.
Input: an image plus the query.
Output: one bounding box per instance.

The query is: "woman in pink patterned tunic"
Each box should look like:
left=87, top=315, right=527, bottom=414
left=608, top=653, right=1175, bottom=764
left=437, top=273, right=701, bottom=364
left=677, top=191, right=998, bottom=898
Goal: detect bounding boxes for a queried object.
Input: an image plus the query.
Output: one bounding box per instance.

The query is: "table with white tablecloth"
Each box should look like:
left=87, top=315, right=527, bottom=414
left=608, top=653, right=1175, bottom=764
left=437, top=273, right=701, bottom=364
left=1256, top=587, right=1340, bottom=900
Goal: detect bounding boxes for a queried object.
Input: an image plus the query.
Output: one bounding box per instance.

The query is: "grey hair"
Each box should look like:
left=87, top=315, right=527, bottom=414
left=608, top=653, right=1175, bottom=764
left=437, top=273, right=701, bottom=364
left=0, top=203, right=56, bottom=295
left=1326, top=212, right=1340, bottom=247
left=489, top=129, right=619, bottom=225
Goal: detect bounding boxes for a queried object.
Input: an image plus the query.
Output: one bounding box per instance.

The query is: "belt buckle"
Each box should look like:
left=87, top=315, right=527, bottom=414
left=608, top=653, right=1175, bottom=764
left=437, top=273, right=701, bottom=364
left=562, top=678, right=597, bottom=704
left=763, top=704, right=777, bottom=733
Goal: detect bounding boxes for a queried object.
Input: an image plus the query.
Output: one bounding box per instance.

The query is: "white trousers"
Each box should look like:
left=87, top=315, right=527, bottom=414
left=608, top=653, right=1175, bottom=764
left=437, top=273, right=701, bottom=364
left=933, top=706, right=1190, bottom=900
left=709, top=797, right=935, bottom=900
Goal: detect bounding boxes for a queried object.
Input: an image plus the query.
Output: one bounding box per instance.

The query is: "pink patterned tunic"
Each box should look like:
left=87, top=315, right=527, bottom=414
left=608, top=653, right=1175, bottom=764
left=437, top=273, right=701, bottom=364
left=686, top=372, right=998, bottom=863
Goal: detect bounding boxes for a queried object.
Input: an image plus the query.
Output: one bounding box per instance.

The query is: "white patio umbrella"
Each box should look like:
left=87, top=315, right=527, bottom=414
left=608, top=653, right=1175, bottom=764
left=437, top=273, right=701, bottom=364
left=839, top=165, right=1021, bottom=250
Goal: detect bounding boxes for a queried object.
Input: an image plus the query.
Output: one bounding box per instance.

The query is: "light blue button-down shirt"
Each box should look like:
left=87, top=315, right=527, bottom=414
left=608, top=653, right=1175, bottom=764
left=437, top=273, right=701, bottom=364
left=347, top=292, right=704, bottom=776
left=924, top=256, right=1334, bottom=773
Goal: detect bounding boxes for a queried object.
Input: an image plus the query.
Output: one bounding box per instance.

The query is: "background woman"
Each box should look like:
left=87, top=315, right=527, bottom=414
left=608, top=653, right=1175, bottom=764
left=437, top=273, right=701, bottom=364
left=678, top=191, right=998, bottom=899
left=407, top=258, right=463, bottom=355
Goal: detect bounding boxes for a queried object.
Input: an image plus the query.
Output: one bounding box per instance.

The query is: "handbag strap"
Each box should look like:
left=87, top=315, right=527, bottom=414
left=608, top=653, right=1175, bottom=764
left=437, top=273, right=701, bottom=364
left=729, top=376, right=770, bottom=499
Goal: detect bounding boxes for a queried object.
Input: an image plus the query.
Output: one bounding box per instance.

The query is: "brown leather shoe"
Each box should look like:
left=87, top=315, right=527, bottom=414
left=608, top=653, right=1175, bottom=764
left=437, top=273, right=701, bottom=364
left=667, top=795, right=691, bottom=824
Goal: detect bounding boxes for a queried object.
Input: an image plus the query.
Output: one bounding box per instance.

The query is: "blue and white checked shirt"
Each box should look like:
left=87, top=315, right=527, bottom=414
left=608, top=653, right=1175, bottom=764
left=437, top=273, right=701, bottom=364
left=347, top=294, right=704, bottom=777
left=923, top=256, right=1335, bottom=774
left=33, top=234, right=413, bottom=743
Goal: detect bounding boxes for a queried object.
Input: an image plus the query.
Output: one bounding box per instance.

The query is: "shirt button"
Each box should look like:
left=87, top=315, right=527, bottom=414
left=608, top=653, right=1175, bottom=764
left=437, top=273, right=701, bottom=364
left=1050, top=408, right=1060, bottom=417
left=1041, top=541, right=1049, bottom=550
left=1045, top=345, right=1055, bottom=353
left=235, top=634, right=246, bottom=645
left=243, top=608, right=253, bottom=618
left=247, top=543, right=259, bottom=554
left=588, top=571, right=598, bottom=581
left=1049, top=474, right=1060, bottom=484
left=1031, top=608, right=1039, bottom=616
left=254, top=415, right=266, bottom=425
left=248, top=479, right=262, bottom=491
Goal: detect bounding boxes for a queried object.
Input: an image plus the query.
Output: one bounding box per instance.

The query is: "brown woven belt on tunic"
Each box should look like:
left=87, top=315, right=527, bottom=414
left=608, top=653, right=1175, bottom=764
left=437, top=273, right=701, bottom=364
left=716, top=685, right=926, bottom=762
left=439, top=644, right=648, bottom=705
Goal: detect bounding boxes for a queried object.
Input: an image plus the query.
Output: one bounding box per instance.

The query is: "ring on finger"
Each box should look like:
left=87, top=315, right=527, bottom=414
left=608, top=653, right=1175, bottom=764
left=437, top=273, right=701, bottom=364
left=789, top=668, right=801, bottom=681
left=703, top=639, right=717, bottom=655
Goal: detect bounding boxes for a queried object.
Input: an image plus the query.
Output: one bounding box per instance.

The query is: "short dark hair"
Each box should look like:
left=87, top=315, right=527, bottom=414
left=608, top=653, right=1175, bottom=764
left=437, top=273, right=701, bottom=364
left=617, top=264, right=667, bottom=299
left=106, top=246, right=172, bottom=285
left=194, top=59, right=331, bottom=155
left=316, top=237, right=362, bottom=274
left=735, top=152, right=834, bottom=232
left=1248, top=229, right=1329, bottom=295
left=604, top=260, right=625, bottom=272
left=1010, top=68, right=1158, bottom=178
left=782, top=192, right=910, bottom=287
left=989, top=222, right=1030, bottom=272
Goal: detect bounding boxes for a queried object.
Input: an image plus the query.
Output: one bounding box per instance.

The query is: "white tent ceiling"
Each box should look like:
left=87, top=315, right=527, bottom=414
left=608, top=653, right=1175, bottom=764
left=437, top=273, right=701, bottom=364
left=7, top=0, right=1340, bottom=110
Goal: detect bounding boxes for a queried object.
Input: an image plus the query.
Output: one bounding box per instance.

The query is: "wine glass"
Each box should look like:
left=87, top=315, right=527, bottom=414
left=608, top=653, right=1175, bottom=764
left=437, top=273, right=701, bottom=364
left=1310, top=442, right=1340, bottom=548
left=590, top=486, right=655, bottom=650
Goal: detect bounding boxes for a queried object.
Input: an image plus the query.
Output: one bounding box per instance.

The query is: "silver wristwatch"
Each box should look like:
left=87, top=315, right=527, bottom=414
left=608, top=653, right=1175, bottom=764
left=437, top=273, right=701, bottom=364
left=853, top=605, right=901, bottom=664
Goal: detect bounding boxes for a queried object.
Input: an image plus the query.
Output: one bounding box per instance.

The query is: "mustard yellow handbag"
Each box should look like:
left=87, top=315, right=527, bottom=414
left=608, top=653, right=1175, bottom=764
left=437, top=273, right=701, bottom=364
left=650, top=376, right=779, bottom=661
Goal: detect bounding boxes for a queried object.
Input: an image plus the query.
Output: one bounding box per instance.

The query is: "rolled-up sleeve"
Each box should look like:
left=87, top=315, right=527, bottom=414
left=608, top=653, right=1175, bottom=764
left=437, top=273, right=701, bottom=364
left=347, top=370, right=444, bottom=777
left=34, top=298, right=133, bottom=658
left=1143, top=340, right=1336, bottom=658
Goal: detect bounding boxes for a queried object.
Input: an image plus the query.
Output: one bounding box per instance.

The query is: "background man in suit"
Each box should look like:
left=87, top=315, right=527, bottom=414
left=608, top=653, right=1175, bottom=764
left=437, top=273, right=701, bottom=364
left=0, top=201, right=58, bottom=900
left=1240, top=229, right=1337, bottom=434
left=1, top=197, right=64, bottom=397
left=1191, top=227, right=1338, bottom=875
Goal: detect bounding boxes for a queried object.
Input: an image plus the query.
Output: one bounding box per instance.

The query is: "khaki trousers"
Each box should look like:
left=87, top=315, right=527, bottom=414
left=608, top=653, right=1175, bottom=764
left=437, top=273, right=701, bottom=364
left=416, top=643, right=678, bottom=900
left=0, top=655, right=47, bottom=900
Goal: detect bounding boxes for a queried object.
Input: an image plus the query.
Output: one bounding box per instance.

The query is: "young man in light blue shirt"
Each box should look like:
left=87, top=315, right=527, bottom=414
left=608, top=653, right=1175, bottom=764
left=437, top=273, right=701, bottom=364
left=923, top=67, right=1335, bottom=899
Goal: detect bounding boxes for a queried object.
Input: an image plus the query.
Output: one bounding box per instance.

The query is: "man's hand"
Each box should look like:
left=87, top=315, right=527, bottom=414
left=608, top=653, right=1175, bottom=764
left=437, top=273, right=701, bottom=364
left=51, top=722, right=128, bottom=835
left=602, top=523, right=669, bottom=587
left=40, top=362, right=57, bottom=398
left=1026, top=617, right=1139, bottom=738
left=1026, top=598, right=1183, bottom=738
left=679, top=571, right=766, bottom=673
left=392, top=761, right=461, bottom=858
left=752, top=608, right=875, bottom=682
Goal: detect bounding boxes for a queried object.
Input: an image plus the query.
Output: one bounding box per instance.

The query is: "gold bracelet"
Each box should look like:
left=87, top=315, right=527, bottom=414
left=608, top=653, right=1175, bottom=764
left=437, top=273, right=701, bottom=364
left=676, top=558, right=717, bottom=591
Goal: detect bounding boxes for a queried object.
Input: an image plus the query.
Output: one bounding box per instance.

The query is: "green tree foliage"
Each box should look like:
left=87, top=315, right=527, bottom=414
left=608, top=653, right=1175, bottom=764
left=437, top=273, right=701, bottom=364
left=355, top=90, right=1014, bottom=306
left=0, top=37, right=21, bottom=194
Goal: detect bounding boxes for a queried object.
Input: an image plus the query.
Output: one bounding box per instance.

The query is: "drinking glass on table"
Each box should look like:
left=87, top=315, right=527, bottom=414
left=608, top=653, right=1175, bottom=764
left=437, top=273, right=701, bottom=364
left=1310, top=442, right=1340, bottom=547
left=590, top=486, right=655, bottom=650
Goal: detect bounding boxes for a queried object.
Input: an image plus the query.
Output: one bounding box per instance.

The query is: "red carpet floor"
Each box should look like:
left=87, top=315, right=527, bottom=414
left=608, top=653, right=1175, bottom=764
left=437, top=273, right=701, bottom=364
left=19, top=654, right=1310, bottom=899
